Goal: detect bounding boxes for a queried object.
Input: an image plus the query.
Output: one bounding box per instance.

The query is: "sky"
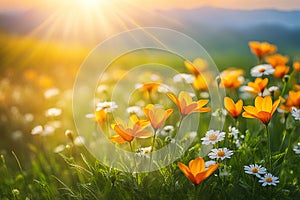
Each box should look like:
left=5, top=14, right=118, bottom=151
left=0, top=0, right=300, bottom=11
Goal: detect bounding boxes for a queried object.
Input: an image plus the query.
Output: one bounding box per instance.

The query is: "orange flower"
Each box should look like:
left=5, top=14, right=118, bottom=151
left=178, top=157, right=219, bottom=185
left=136, top=82, right=160, bottom=99
left=220, top=68, right=244, bottom=89
left=294, top=84, right=300, bottom=91
left=244, top=78, right=268, bottom=94
left=265, top=54, right=289, bottom=68
left=184, top=58, right=208, bottom=76
left=249, top=41, right=277, bottom=60
left=224, top=97, right=243, bottom=118
left=143, top=104, right=173, bottom=130
left=286, top=91, right=300, bottom=108
left=273, top=65, right=290, bottom=79
left=95, top=108, right=107, bottom=124
left=242, top=96, right=280, bottom=125
left=110, top=115, right=150, bottom=143
left=293, top=62, right=300, bottom=72
left=167, top=91, right=211, bottom=116
left=193, top=72, right=214, bottom=91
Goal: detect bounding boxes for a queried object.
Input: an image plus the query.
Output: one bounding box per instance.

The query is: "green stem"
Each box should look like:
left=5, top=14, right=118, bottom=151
left=129, top=142, right=139, bottom=183
left=280, top=75, right=290, bottom=97
left=149, top=128, right=158, bottom=171
left=266, top=125, right=272, bottom=170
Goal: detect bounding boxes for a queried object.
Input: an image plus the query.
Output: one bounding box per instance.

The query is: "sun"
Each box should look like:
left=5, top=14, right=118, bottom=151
left=73, top=0, right=107, bottom=7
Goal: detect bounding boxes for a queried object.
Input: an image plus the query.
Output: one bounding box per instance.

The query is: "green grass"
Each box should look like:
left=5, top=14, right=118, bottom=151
left=1, top=33, right=300, bottom=199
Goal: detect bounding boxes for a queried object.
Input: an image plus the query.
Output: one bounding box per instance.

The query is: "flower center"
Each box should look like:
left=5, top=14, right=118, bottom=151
left=217, top=151, right=225, bottom=157
left=209, top=134, right=218, bottom=141
left=266, top=177, right=272, bottom=183
left=252, top=168, right=258, bottom=173
left=259, top=68, right=266, bottom=73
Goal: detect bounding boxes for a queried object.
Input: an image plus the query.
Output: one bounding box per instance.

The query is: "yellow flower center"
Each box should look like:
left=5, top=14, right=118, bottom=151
left=266, top=177, right=272, bottom=182
left=209, top=134, right=218, bottom=141
left=259, top=68, right=266, bottom=73
left=217, top=151, right=225, bottom=157
left=252, top=168, right=258, bottom=173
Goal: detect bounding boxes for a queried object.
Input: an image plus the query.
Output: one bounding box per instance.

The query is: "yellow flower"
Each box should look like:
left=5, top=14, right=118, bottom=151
left=143, top=104, right=173, bottom=130
left=265, top=54, right=289, bottom=68
left=242, top=96, right=280, bottom=125
left=220, top=68, right=244, bottom=89
left=110, top=115, right=150, bottom=143
left=273, top=65, right=290, bottom=79
left=192, top=73, right=213, bottom=91
left=167, top=91, right=211, bottom=116
left=249, top=41, right=277, bottom=60
left=224, top=97, right=243, bottom=119
left=244, top=78, right=268, bottom=95
left=184, top=58, right=208, bottom=76
left=136, top=82, right=160, bottom=99
left=95, top=108, right=107, bottom=124
left=178, top=157, right=219, bottom=185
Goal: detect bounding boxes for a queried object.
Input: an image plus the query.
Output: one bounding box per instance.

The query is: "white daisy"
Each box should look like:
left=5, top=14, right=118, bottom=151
left=96, top=101, right=118, bottom=112
left=208, top=148, right=233, bottom=160
left=205, top=160, right=216, bottom=168
left=126, top=106, right=144, bottom=117
left=228, top=126, right=239, bottom=139
left=173, top=73, right=195, bottom=84
left=157, top=84, right=171, bottom=93
left=188, top=131, right=197, bottom=140
left=54, top=144, right=65, bottom=153
left=259, top=173, right=279, bottom=186
left=74, top=136, right=85, bottom=146
left=201, top=130, right=226, bottom=145
left=97, top=85, right=109, bottom=93
left=244, top=164, right=267, bottom=177
left=251, top=64, right=275, bottom=77
left=44, top=88, right=60, bottom=99
left=268, top=86, right=279, bottom=93
left=293, top=142, right=300, bottom=154
left=211, top=108, right=227, bottom=117
left=160, top=125, right=175, bottom=136
left=31, top=125, right=43, bottom=135
left=45, top=108, right=62, bottom=117
left=291, top=107, right=300, bottom=121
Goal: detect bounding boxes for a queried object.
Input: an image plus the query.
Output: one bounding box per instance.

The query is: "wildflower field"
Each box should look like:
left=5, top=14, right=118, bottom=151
left=1, top=25, right=300, bottom=200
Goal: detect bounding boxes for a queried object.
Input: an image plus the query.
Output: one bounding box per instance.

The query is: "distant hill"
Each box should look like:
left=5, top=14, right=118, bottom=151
left=162, top=7, right=300, bottom=29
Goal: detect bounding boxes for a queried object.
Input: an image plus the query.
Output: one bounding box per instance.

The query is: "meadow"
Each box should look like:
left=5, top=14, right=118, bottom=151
left=0, top=31, right=300, bottom=200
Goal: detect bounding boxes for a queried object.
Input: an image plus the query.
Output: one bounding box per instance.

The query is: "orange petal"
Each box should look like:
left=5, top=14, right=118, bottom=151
left=178, top=162, right=196, bottom=184
left=257, top=111, right=271, bottom=125
left=166, top=109, right=173, bottom=118
left=110, top=135, right=127, bottom=144
left=224, top=97, right=235, bottom=112
left=167, top=93, right=181, bottom=110
left=262, top=96, right=272, bottom=112
left=236, top=99, right=243, bottom=115
left=195, top=163, right=219, bottom=185
left=189, top=157, right=205, bottom=176
left=197, top=99, right=209, bottom=108
left=243, top=106, right=258, bottom=116
left=182, top=103, right=198, bottom=115
left=242, top=112, right=256, bottom=118
left=114, top=125, right=134, bottom=142
left=255, top=96, right=263, bottom=111
left=198, top=107, right=211, bottom=112
left=179, top=91, right=193, bottom=105
left=271, top=99, right=280, bottom=116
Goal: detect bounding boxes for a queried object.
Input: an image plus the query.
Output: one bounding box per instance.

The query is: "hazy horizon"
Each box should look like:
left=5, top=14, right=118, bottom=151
left=0, top=0, right=300, bottom=11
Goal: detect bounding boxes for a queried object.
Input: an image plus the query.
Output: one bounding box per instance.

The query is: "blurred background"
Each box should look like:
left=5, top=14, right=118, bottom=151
left=1, top=0, right=300, bottom=165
